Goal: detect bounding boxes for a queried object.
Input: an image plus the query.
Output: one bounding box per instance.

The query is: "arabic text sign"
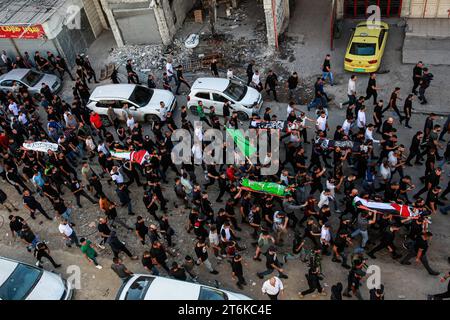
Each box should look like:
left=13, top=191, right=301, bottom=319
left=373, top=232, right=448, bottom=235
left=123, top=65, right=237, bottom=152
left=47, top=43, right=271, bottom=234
left=0, top=25, right=45, bottom=39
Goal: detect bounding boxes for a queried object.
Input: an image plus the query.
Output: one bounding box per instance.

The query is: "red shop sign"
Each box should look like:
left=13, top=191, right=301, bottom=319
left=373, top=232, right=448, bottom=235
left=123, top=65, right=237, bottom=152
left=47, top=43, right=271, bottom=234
left=0, top=25, right=45, bottom=39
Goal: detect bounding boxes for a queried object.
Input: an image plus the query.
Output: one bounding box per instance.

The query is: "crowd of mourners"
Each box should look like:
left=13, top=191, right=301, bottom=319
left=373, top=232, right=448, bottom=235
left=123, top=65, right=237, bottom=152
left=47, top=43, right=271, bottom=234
left=0, top=49, right=449, bottom=301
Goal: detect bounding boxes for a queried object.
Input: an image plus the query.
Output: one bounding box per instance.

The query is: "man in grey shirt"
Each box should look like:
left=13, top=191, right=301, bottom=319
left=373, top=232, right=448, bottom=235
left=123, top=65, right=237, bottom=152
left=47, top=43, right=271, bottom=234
left=111, top=258, right=134, bottom=282
left=350, top=211, right=376, bottom=249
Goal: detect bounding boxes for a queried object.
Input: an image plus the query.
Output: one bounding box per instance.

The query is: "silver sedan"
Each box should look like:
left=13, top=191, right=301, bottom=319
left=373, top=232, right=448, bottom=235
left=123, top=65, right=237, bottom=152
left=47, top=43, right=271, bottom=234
left=0, top=68, right=62, bottom=98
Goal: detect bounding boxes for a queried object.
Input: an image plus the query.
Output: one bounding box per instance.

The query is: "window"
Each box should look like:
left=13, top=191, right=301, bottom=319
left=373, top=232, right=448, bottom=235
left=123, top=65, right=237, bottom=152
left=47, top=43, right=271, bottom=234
left=1, top=80, right=14, bottom=87
left=198, top=287, right=228, bottom=300
left=195, top=92, right=211, bottom=100
left=96, top=100, right=119, bottom=108
left=124, top=276, right=154, bottom=300
left=212, top=93, right=228, bottom=103
left=129, top=86, right=154, bottom=107
left=378, top=30, right=385, bottom=49
left=21, top=70, right=44, bottom=87
left=0, top=264, right=42, bottom=300
left=223, top=80, right=247, bottom=101
left=349, top=43, right=376, bottom=56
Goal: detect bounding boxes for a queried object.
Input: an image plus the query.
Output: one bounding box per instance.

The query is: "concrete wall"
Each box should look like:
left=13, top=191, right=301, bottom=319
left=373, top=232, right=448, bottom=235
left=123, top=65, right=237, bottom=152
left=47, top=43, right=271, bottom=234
left=100, top=0, right=196, bottom=47
left=263, top=0, right=290, bottom=48
left=115, top=8, right=162, bottom=44
left=403, top=0, right=450, bottom=18
left=83, top=0, right=106, bottom=37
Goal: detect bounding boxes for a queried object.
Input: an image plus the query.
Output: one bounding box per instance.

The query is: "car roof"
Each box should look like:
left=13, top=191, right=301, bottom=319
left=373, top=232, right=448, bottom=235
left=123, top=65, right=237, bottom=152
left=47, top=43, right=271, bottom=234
left=145, top=276, right=201, bottom=299
left=90, top=84, right=137, bottom=100
left=0, top=68, right=30, bottom=81
left=191, top=78, right=230, bottom=92
left=354, top=22, right=389, bottom=38
left=0, top=257, right=19, bottom=285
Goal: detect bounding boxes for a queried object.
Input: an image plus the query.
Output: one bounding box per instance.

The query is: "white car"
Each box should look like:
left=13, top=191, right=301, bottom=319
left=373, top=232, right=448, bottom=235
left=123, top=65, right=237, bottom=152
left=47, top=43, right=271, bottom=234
left=116, top=274, right=252, bottom=300
left=87, top=84, right=177, bottom=123
left=0, top=68, right=61, bottom=98
left=0, top=256, right=73, bottom=300
left=187, top=77, right=263, bottom=121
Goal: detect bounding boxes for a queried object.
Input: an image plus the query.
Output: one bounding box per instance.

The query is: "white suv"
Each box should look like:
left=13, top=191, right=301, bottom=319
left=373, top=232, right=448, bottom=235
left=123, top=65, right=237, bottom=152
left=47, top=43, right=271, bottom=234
left=187, top=77, right=262, bottom=120
left=87, top=84, right=177, bottom=123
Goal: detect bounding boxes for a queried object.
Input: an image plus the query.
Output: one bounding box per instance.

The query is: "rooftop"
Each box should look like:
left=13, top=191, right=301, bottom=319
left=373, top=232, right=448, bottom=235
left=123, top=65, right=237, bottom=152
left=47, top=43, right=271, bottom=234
left=0, top=0, right=66, bottom=26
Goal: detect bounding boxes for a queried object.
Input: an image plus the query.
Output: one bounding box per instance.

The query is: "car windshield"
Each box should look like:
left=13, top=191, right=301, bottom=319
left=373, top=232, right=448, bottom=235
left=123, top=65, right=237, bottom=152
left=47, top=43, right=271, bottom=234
left=21, top=70, right=44, bottom=87
left=223, top=80, right=247, bottom=101
left=124, top=276, right=154, bottom=300
left=0, top=264, right=42, bottom=300
left=350, top=42, right=376, bottom=56
left=129, top=86, right=154, bottom=107
left=198, top=287, right=228, bottom=300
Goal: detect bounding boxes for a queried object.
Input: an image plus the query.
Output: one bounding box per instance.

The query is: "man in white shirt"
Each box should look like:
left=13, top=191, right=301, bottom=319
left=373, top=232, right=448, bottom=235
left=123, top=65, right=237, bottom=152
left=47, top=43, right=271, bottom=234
left=262, top=276, right=284, bottom=300
left=340, top=75, right=357, bottom=108
left=342, top=117, right=353, bottom=136
left=357, top=105, right=366, bottom=130
left=166, top=58, right=177, bottom=83
left=318, top=189, right=333, bottom=209
left=58, top=219, right=81, bottom=247
left=192, top=143, right=203, bottom=165
left=320, top=223, right=331, bottom=255
left=365, top=124, right=380, bottom=143
left=8, top=100, right=19, bottom=117
left=110, top=166, right=124, bottom=185
left=316, top=111, right=327, bottom=133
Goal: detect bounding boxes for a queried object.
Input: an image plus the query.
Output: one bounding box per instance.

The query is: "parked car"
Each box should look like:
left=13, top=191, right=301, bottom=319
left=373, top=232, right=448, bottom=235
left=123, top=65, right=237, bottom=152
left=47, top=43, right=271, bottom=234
left=0, top=256, right=73, bottom=300
left=0, top=68, right=61, bottom=98
left=187, top=77, right=263, bottom=121
left=116, top=274, right=252, bottom=300
left=344, top=21, right=389, bottom=73
left=87, top=84, right=177, bottom=123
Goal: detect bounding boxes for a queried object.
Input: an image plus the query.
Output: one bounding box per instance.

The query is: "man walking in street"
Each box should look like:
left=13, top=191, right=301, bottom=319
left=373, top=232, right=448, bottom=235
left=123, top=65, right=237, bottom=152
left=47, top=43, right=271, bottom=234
left=111, top=257, right=134, bottom=282
left=400, top=232, right=440, bottom=275
left=262, top=276, right=284, bottom=300
left=265, top=70, right=278, bottom=102
left=322, top=54, right=334, bottom=86
left=412, top=61, right=423, bottom=95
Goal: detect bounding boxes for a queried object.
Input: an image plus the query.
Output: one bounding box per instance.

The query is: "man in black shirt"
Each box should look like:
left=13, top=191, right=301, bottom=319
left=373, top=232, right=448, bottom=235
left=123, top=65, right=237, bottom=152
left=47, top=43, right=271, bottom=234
left=412, top=61, right=423, bottom=94
left=230, top=254, right=247, bottom=289
left=246, top=60, right=255, bottom=85
left=265, top=70, right=278, bottom=102
left=425, top=186, right=441, bottom=214
left=22, top=190, right=52, bottom=220
left=135, top=216, right=149, bottom=245
left=332, top=231, right=352, bottom=269
left=257, top=246, right=288, bottom=279
left=321, top=54, right=334, bottom=86
left=367, top=225, right=402, bottom=260
left=126, top=59, right=140, bottom=84
left=414, top=167, right=441, bottom=199
left=418, top=67, right=433, bottom=104
left=286, top=71, right=299, bottom=103
left=194, top=238, right=219, bottom=274
left=169, top=262, right=187, bottom=281
left=97, top=217, right=111, bottom=248
left=150, top=241, right=170, bottom=272
left=400, top=232, right=439, bottom=275
left=34, top=242, right=61, bottom=268
left=175, top=65, right=191, bottom=95
left=8, top=215, right=25, bottom=238
left=142, top=250, right=159, bottom=275
left=365, top=73, right=379, bottom=105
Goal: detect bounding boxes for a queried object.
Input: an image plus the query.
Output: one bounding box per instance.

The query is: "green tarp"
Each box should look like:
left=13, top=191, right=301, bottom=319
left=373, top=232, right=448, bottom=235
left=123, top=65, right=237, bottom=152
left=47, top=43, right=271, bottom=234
left=240, top=178, right=290, bottom=197
left=226, top=128, right=257, bottom=158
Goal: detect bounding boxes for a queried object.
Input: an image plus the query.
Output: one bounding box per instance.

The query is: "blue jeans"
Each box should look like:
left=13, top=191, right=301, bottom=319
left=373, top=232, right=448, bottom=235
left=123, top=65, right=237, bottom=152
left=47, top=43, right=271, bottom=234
left=351, top=229, right=369, bottom=248
left=322, top=71, right=334, bottom=85
left=308, top=96, right=328, bottom=111
left=62, top=208, right=73, bottom=224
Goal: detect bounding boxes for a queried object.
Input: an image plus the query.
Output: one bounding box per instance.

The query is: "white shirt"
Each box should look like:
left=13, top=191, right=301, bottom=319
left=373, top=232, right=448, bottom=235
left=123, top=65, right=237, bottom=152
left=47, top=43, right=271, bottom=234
left=318, top=191, right=331, bottom=208
left=194, top=126, right=203, bottom=142
left=342, top=119, right=352, bottom=135
left=126, top=117, right=135, bottom=129
left=97, top=143, right=109, bottom=155
left=262, top=277, right=284, bottom=295
left=388, top=151, right=398, bottom=171
left=192, top=144, right=203, bottom=163
left=357, top=110, right=366, bottom=128
left=18, top=113, right=28, bottom=125
left=380, top=163, right=391, bottom=180
left=287, top=104, right=294, bottom=117
left=280, top=174, right=289, bottom=186
left=58, top=223, right=73, bottom=237
left=252, top=73, right=261, bottom=85
left=347, top=79, right=356, bottom=96
left=326, top=180, right=336, bottom=197
left=316, top=116, right=327, bottom=131
left=365, top=128, right=380, bottom=143
left=110, top=169, right=124, bottom=184
left=166, top=62, right=174, bottom=76
left=181, top=176, right=193, bottom=194
left=209, top=232, right=219, bottom=246
left=227, top=69, right=233, bottom=79
left=8, top=102, right=19, bottom=116
left=320, top=225, right=331, bottom=243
